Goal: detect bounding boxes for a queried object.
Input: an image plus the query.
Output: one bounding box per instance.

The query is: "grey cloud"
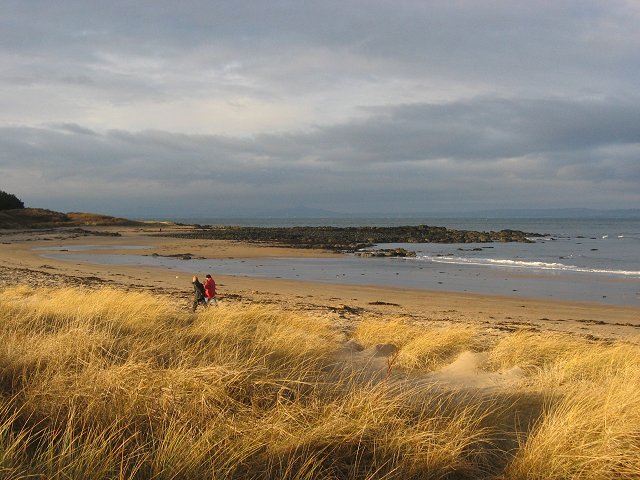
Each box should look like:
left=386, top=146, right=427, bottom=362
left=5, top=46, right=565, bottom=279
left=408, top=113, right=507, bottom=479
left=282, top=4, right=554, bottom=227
left=311, top=97, right=640, bottom=169
left=50, top=123, right=98, bottom=136
left=2, top=93, right=639, bottom=215
left=2, top=1, right=639, bottom=215
left=3, top=1, right=639, bottom=100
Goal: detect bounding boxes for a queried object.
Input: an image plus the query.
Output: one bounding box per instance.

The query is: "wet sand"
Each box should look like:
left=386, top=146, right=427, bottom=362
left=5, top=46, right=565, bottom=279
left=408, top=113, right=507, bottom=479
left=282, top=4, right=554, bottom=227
left=1, top=225, right=639, bottom=343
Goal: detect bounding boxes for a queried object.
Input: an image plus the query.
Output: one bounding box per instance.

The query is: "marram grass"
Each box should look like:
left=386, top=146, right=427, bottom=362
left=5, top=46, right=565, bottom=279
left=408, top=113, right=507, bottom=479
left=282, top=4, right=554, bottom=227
left=0, top=286, right=639, bottom=479
left=354, top=318, right=479, bottom=371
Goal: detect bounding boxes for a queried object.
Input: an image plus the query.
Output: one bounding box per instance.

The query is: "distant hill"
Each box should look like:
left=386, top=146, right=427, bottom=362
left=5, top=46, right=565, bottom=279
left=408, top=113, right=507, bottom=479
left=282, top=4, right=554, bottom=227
left=463, top=208, right=640, bottom=219
left=248, top=205, right=345, bottom=218
left=0, top=208, right=143, bottom=229
left=172, top=207, right=640, bottom=220
left=65, top=212, right=143, bottom=226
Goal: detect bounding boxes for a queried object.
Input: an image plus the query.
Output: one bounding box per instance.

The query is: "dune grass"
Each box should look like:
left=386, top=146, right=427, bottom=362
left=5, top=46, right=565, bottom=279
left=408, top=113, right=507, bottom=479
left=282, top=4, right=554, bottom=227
left=0, top=286, right=497, bottom=479
left=487, top=331, right=640, bottom=479
left=0, top=286, right=639, bottom=479
left=503, top=373, right=640, bottom=479
left=354, top=318, right=479, bottom=371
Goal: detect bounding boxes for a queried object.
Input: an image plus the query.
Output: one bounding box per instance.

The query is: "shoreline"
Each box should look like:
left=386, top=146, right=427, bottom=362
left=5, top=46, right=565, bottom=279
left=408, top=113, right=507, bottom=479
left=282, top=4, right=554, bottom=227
left=38, top=249, right=640, bottom=307
left=1, top=225, right=639, bottom=342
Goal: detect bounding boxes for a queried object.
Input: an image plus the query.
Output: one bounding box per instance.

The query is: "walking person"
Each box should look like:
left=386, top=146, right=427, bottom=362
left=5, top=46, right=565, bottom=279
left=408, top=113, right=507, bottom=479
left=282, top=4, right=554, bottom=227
left=203, top=273, right=217, bottom=305
left=192, top=275, right=207, bottom=311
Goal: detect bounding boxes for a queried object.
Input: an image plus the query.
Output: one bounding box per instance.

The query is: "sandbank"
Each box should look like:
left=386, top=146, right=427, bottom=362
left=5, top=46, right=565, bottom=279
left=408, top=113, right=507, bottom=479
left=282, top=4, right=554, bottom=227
left=1, top=225, right=639, bottom=343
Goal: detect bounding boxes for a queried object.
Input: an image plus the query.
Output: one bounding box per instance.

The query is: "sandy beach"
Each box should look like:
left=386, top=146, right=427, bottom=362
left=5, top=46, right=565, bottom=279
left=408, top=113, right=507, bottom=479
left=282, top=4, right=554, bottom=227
left=3, top=224, right=640, bottom=478
left=1, top=225, right=639, bottom=343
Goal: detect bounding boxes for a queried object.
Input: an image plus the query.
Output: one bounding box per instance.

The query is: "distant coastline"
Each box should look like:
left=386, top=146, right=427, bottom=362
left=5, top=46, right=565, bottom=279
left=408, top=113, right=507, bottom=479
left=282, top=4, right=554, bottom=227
left=0, top=208, right=144, bottom=229
left=1, top=208, right=542, bottom=253
left=139, top=206, right=640, bottom=222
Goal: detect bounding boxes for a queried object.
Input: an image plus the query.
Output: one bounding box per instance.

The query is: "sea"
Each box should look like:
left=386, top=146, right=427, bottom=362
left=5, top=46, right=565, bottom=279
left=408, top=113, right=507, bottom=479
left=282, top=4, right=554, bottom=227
left=38, top=217, right=640, bottom=307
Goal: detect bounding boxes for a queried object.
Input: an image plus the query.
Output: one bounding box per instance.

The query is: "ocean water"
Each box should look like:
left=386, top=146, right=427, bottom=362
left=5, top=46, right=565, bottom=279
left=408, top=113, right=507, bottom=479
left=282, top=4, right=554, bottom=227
left=38, top=217, right=640, bottom=306
left=166, top=216, right=640, bottom=278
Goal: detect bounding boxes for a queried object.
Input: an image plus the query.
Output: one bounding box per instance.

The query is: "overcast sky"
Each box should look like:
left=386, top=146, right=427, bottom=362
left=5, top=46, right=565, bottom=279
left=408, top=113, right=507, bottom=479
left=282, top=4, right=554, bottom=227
left=1, top=0, right=639, bottom=217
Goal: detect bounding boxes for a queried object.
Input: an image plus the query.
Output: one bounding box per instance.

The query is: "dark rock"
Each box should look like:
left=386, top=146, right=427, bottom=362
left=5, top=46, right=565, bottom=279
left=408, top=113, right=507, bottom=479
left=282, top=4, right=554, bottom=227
left=156, top=224, right=539, bottom=252
left=368, top=301, right=401, bottom=306
left=355, top=247, right=417, bottom=258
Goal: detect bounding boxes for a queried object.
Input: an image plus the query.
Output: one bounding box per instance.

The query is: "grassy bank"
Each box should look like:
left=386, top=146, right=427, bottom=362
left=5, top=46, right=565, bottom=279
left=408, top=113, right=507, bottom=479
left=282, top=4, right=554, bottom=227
left=0, top=286, right=638, bottom=479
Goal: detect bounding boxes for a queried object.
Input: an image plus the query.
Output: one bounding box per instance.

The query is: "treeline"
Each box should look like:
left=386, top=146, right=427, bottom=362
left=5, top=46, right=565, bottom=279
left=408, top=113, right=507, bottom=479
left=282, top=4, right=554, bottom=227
left=0, top=190, right=24, bottom=210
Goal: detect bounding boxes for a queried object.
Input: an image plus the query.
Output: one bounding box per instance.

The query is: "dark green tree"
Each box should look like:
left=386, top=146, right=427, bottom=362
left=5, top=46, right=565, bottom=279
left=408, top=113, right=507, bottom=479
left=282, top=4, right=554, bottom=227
left=0, top=190, right=25, bottom=210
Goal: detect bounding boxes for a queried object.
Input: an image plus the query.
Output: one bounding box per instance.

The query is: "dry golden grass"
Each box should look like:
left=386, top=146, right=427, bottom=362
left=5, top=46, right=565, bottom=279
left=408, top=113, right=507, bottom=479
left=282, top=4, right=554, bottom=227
left=65, top=212, right=142, bottom=226
left=1, top=286, right=639, bottom=479
left=354, top=318, right=479, bottom=371
left=503, top=373, right=640, bottom=479
left=487, top=331, right=640, bottom=479
left=0, top=286, right=499, bottom=479
left=486, top=330, right=640, bottom=386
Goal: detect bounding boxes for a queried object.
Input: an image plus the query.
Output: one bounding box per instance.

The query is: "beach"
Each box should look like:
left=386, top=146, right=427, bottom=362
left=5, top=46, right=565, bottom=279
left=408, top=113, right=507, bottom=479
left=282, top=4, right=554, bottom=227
left=3, top=224, right=640, bottom=478
left=2, top=224, right=639, bottom=343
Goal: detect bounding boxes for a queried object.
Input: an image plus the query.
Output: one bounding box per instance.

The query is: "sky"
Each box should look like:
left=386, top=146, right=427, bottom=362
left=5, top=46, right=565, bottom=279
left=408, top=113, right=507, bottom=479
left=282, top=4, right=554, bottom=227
left=1, top=0, right=639, bottom=218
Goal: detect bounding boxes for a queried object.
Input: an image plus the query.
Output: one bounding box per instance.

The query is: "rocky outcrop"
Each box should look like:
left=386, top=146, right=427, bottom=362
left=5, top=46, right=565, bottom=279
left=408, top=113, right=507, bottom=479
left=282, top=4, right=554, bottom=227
left=157, top=224, right=540, bottom=252
left=149, top=252, right=204, bottom=260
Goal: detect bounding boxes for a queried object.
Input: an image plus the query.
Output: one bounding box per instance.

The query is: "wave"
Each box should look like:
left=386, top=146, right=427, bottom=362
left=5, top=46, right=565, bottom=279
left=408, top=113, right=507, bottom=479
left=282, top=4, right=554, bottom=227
left=527, top=236, right=556, bottom=241
left=416, top=255, right=640, bottom=277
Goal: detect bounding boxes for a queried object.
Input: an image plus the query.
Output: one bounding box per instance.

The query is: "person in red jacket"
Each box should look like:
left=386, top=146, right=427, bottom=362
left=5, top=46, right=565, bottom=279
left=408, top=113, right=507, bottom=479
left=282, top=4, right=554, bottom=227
left=203, top=273, right=217, bottom=305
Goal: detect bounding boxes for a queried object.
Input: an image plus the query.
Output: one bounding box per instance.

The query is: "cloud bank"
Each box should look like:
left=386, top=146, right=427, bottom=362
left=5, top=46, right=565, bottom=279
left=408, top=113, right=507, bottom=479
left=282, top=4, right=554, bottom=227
left=1, top=1, right=638, bottom=216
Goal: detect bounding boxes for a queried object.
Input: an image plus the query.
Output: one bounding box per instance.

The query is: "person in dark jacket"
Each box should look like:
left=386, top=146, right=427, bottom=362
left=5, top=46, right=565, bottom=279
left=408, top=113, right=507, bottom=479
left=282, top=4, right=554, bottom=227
left=192, top=275, right=207, bottom=311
